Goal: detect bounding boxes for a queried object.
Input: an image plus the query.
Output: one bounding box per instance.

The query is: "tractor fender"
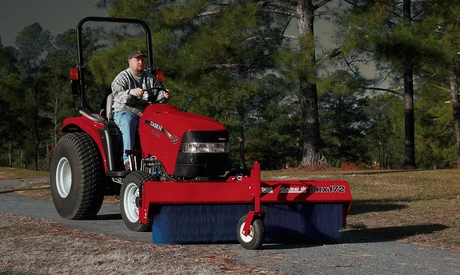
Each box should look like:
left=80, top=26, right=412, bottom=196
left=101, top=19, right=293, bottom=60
left=61, top=116, right=109, bottom=171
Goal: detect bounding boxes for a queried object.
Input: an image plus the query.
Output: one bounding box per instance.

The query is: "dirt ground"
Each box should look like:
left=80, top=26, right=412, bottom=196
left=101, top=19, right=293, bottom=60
left=0, top=213, right=276, bottom=275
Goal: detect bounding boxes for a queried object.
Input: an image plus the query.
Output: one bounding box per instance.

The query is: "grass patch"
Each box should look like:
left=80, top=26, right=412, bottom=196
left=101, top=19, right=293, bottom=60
left=0, top=167, right=49, bottom=180
left=11, top=181, right=51, bottom=200
left=0, top=214, right=267, bottom=274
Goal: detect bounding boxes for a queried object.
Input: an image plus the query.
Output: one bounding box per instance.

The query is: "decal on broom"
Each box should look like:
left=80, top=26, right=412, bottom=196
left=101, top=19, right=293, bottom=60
left=273, top=185, right=346, bottom=194
left=262, top=187, right=273, bottom=193
left=310, top=185, right=346, bottom=193
left=280, top=186, right=308, bottom=193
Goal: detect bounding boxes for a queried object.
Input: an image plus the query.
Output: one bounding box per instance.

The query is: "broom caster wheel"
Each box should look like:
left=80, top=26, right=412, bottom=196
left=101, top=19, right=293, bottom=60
left=236, top=214, right=265, bottom=250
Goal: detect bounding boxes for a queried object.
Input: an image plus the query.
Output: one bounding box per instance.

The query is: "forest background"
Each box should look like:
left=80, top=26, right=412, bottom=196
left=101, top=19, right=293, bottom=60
left=1, top=0, right=459, bottom=172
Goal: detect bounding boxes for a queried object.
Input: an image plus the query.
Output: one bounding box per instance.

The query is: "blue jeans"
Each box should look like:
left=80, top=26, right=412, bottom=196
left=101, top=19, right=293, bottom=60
left=114, top=110, right=140, bottom=164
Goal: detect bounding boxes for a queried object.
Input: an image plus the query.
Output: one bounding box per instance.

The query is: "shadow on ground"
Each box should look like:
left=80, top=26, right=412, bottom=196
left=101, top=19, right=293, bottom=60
left=91, top=214, right=123, bottom=220
left=342, top=223, right=449, bottom=243
left=348, top=201, right=408, bottom=215
left=0, top=186, right=49, bottom=195
left=260, top=223, right=448, bottom=250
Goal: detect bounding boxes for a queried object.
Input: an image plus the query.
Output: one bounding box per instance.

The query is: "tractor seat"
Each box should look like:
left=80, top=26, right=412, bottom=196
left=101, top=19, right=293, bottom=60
left=99, top=91, right=115, bottom=121
left=105, top=93, right=114, bottom=121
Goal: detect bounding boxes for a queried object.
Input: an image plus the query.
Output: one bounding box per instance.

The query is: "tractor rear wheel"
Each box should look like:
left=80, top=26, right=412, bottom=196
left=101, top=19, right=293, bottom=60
left=50, top=133, right=104, bottom=219
left=121, top=171, right=154, bottom=232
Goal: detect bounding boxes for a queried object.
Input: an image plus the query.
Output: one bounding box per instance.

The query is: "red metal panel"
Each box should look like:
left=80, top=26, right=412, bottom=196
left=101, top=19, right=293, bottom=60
left=142, top=180, right=255, bottom=204
left=140, top=179, right=351, bottom=204
left=139, top=161, right=353, bottom=224
left=61, top=116, right=108, bottom=170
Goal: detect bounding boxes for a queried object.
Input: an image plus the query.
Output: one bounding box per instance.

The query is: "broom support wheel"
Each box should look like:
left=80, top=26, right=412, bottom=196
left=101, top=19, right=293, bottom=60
left=236, top=214, right=265, bottom=250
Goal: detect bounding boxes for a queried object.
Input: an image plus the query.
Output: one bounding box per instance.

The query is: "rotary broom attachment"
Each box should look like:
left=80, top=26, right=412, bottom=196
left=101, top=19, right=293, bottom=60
left=136, top=162, right=352, bottom=250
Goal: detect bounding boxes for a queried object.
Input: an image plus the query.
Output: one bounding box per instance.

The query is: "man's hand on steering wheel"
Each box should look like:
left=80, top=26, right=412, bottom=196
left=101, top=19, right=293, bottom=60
left=129, top=88, right=144, bottom=97
left=130, top=87, right=171, bottom=105
left=142, top=87, right=171, bottom=99
left=164, top=89, right=171, bottom=99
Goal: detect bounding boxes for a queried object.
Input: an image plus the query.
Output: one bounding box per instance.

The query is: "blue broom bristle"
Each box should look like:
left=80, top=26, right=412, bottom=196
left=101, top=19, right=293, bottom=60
left=152, top=203, right=344, bottom=244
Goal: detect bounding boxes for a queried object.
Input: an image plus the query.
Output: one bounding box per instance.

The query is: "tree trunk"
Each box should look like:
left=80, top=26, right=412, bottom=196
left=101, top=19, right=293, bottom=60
left=297, top=0, right=323, bottom=166
left=238, top=99, right=246, bottom=169
left=54, top=86, right=59, bottom=146
left=448, top=65, right=460, bottom=168
left=299, top=77, right=322, bottom=166
left=34, top=85, right=40, bottom=171
left=8, top=141, right=12, bottom=167
left=403, top=60, right=416, bottom=169
left=403, top=0, right=416, bottom=169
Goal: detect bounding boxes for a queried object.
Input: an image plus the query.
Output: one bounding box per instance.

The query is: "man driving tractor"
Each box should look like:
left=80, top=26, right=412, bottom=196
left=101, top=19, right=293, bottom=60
left=111, top=50, right=172, bottom=170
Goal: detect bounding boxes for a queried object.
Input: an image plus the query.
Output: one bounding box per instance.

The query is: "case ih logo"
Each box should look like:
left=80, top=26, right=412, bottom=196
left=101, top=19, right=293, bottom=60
left=149, top=121, right=163, bottom=131
left=145, top=120, right=178, bottom=144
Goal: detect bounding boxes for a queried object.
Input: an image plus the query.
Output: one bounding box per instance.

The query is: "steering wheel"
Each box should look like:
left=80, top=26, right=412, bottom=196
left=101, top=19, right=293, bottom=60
left=137, top=87, right=168, bottom=104
left=143, top=86, right=167, bottom=93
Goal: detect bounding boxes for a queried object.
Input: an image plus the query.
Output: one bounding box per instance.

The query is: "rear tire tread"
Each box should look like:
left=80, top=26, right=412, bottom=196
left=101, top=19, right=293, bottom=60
left=51, top=133, right=104, bottom=220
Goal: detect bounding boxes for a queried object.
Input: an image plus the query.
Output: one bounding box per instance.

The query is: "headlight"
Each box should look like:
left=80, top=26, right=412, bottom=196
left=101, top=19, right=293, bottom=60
left=180, top=142, right=229, bottom=153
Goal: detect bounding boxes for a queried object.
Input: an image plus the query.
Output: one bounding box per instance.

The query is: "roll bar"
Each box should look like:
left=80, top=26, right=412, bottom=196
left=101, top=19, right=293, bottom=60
left=73, top=16, right=153, bottom=112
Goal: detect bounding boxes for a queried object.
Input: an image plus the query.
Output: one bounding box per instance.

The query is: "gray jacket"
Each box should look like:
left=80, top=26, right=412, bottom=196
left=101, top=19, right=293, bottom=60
left=111, top=69, right=169, bottom=113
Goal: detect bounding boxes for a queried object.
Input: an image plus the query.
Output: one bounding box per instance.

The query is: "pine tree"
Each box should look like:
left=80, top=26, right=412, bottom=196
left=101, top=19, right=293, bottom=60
left=343, top=0, right=436, bottom=169
left=420, top=0, right=460, bottom=168
left=0, top=41, right=22, bottom=167
left=318, top=70, right=371, bottom=168
left=15, top=23, right=52, bottom=170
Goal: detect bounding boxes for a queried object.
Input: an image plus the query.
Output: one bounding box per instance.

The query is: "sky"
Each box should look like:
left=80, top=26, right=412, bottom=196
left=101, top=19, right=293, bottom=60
left=0, top=0, right=108, bottom=47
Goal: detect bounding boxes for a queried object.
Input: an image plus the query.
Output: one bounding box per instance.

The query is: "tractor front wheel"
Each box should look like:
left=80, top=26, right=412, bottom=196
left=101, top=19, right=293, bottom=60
left=50, top=133, right=104, bottom=219
left=121, top=171, right=154, bottom=232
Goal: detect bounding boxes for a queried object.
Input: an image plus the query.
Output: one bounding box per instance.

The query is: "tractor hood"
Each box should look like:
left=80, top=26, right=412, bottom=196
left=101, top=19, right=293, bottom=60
left=141, top=104, right=227, bottom=131
left=138, top=104, right=229, bottom=177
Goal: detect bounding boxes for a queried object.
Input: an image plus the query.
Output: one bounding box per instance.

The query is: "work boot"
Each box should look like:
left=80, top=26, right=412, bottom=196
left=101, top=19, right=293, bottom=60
left=124, top=162, right=131, bottom=171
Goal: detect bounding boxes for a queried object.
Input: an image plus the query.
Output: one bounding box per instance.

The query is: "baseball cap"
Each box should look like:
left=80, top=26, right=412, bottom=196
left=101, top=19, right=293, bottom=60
left=128, top=50, right=146, bottom=59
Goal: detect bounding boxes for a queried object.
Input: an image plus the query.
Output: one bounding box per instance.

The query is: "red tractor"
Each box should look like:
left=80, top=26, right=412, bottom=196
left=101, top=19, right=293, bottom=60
left=50, top=17, right=352, bottom=250
left=50, top=16, right=232, bottom=223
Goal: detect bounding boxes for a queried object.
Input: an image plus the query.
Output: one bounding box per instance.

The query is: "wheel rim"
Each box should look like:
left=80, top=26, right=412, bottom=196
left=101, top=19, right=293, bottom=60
left=56, top=157, right=72, bottom=198
left=239, top=222, right=254, bottom=243
left=124, top=182, right=140, bottom=223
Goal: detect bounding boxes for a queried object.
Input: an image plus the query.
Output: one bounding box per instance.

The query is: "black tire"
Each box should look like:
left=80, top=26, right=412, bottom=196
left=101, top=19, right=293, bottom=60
left=50, top=133, right=104, bottom=219
left=121, top=171, right=154, bottom=232
left=236, top=214, right=265, bottom=250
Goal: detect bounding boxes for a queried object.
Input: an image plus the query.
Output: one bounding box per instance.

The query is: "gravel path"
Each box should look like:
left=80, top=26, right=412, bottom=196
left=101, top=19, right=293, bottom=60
left=1, top=178, right=459, bottom=274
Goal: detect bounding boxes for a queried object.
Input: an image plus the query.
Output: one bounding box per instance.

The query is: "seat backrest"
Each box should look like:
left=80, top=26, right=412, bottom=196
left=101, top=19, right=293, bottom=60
left=106, top=93, right=114, bottom=121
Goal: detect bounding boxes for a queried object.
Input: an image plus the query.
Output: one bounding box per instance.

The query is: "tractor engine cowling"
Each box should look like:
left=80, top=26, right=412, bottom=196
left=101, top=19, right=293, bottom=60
left=138, top=104, right=229, bottom=180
